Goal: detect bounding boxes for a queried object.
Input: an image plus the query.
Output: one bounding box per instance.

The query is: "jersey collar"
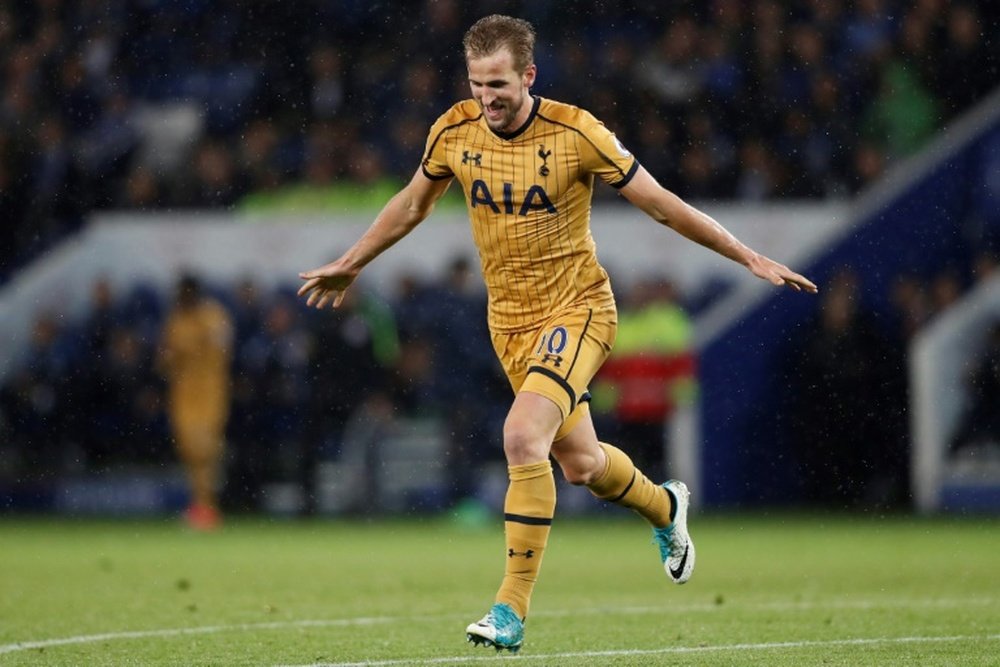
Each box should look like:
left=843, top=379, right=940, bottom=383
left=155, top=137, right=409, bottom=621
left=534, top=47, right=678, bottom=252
left=490, top=95, right=540, bottom=141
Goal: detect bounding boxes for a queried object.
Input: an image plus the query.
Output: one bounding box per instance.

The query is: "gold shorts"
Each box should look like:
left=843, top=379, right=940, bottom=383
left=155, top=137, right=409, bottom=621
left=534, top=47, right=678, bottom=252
left=491, top=305, right=617, bottom=440
left=169, top=385, right=229, bottom=451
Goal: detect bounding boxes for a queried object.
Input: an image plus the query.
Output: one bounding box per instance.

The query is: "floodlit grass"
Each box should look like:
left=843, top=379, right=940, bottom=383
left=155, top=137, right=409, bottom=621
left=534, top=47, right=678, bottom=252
left=1, top=513, right=998, bottom=666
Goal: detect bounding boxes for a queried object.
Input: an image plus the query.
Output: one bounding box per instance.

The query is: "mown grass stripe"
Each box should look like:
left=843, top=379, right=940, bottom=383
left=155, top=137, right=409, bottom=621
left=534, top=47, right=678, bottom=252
left=283, top=634, right=1000, bottom=667
left=0, top=618, right=392, bottom=655
left=2, top=597, right=996, bottom=657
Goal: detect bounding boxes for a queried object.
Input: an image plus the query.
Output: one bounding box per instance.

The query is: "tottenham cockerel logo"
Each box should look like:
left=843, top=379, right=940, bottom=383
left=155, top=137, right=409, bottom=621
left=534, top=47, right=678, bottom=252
left=537, top=145, right=551, bottom=177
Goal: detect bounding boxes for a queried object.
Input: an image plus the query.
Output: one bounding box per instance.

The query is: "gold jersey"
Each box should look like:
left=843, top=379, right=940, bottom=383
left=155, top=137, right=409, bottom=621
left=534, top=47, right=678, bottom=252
left=162, top=299, right=233, bottom=420
left=422, top=96, right=638, bottom=332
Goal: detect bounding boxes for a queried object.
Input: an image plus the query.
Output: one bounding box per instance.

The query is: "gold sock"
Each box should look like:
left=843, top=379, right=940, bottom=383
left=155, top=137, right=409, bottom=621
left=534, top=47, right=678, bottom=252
left=587, top=442, right=672, bottom=528
left=495, top=460, right=555, bottom=619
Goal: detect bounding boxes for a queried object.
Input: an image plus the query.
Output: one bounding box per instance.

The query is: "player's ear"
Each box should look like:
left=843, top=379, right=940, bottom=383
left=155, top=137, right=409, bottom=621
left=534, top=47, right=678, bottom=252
left=522, top=63, right=537, bottom=88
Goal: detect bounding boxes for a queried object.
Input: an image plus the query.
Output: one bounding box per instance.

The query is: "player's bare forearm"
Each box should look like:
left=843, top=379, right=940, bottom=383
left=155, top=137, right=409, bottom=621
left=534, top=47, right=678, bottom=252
left=660, top=194, right=754, bottom=266
left=621, top=167, right=817, bottom=293
left=342, top=189, right=431, bottom=271
left=620, top=168, right=748, bottom=261
left=298, top=169, right=452, bottom=309
left=298, top=192, right=425, bottom=308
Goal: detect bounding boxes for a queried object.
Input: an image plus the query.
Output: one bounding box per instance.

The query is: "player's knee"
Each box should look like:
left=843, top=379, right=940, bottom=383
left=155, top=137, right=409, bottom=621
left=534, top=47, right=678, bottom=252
left=550, top=435, right=604, bottom=486
left=555, top=455, right=602, bottom=486
left=502, top=418, right=550, bottom=464
left=557, top=461, right=587, bottom=485
left=562, top=466, right=596, bottom=486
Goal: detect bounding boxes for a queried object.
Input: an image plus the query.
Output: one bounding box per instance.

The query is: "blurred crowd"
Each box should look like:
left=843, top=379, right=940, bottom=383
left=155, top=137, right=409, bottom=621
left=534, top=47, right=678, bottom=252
left=1, top=0, right=997, bottom=280
left=6, top=254, right=999, bottom=511
left=950, top=322, right=1000, bottom=457
left=1, top=261, right=704, bottom=512
left=0, top=262, right=503, bottom=512
left=783, top=251, right=999, bottom=507
left=1, top=1, right=999, bottom=512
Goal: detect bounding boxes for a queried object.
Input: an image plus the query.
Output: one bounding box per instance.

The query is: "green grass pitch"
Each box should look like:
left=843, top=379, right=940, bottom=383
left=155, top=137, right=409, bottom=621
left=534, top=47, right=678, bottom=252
left=1, top=513, right=998, bottom=666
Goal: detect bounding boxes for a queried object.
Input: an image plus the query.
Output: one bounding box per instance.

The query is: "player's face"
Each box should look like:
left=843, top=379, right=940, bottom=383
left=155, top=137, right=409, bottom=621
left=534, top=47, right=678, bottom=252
left=467, top=48, right=536, bottom=134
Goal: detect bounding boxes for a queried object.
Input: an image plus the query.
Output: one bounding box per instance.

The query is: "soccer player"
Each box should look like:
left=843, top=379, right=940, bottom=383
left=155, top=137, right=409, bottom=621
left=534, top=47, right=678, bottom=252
left=298, top=14, right=817, bottom=653
left=159, top=274, right=234, bottom=531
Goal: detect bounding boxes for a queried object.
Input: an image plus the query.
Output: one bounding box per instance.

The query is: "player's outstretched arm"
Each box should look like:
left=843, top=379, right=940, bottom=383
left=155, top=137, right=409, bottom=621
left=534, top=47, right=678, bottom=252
left=619, top=166, right=818, bottom=293
left=298, top=169, right=453, bottom=309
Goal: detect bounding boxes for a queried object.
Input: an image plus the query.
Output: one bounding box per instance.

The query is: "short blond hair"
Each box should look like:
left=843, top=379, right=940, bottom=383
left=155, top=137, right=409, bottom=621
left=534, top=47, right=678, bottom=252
left=462, top=14, right=535, bottom=73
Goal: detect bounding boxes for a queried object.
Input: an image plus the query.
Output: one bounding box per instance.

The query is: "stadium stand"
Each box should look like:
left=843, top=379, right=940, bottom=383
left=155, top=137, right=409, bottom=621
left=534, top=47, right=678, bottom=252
left=0, top=2, right=997, bottom=513
left=691, top=87, right=1000, bottom=510
left=912, top=275, right=1000, bottom=513
left=2, top=1, right=996, bottom=279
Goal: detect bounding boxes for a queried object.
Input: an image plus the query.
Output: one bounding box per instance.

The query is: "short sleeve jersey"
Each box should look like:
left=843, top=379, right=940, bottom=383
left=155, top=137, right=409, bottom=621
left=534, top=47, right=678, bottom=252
left=163, top=299, right=233, bottom=393
left=422, top=96, right=638, bottom=332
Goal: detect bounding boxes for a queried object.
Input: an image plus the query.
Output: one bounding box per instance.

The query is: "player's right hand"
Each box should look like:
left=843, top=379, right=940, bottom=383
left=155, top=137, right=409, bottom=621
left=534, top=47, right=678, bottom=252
left=297, top=263, right=358, bottom=309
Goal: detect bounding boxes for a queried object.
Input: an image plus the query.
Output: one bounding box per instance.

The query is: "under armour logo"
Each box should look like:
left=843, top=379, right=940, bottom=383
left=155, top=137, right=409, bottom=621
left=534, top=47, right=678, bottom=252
left=541, top=353, right=562, bottom=367
left=508, top=549, right=535, bottom=559
left=462, top=150, right=482, bottom=166
left=537, top=145, right=551, bottom=177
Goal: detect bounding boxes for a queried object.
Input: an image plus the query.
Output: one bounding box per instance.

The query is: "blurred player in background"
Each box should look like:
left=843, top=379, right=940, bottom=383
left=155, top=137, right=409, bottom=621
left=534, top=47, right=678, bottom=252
left=299, top=14, right=816, bottom=653
left=159, top=274, right=234, bottom=531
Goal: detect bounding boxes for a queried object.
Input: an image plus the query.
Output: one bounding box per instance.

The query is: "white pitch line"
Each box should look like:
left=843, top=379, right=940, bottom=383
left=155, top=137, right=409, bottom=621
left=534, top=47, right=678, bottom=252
left=0, top=617, right=392, bottom=656
left=278, top=634, right=1000, bottom=667
left=529, top=595, right=1000, bottom=618
left=1, top=597, right=996, bottom=657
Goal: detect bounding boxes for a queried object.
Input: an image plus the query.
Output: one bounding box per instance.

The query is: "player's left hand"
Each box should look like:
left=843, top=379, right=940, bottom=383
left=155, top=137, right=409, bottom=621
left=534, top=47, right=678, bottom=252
left=747, top=254, right=818, bottom=293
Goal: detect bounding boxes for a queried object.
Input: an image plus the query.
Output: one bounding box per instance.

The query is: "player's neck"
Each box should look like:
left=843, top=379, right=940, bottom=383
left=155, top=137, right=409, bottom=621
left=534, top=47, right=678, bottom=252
left=494, top=94, right=539, bottom=140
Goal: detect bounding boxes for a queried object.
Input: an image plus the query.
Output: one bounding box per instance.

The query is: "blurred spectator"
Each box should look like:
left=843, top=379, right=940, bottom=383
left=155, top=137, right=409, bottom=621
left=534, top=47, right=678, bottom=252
left=386, top=335, right=439, bottom=417
left=776, top=109, right=827, bottom=198
left=636, top=17, right=705, bottom=111
left=305, top=284, right=398, bottom=512
left=594, top=277, right=695, bottom=477
left=238, top=134, right=405, bottom=214
left=632, top=113, right=677, bottom=186
left=29, top=116, right=75, bottom=221
left=929, top=269, right=963, bottom=314
left=84, top=324, right=165, bottom=468
left=76, top=91, right=140, bottom=206
left=844, top=0, right=896, bottom=59
left=118, top=166, right=164, bottom=210
left=308, top=45, right=345, bottom=121
left=172, top=139, right=248, bottom=209
left=80, top=277, right=118, bottom=357
left=230, top=278, right=267, bottom=346
left=972, top=252, right=1000, bottom=284
left=735, top=138, right=782, bottom=201
left=950, top=322, right=1000, bottom=455
left=404, top=257, right=507, bottom=501
left=0, top=314, right=76, bottom=479
left=890, top=273, right=933, bottom=341
left=0, top=141, right=31, bottom=279
left=235, top=118, right=284, bottom=194
left=850, top=141, right=888, bottom=193
left=74, top=278, right=167, bottom=469
left=225, top=278, right=268, bottom=509
left=679, top=144, right=731, bottom=200
left=236, top=294, right=313, bottom=509
left=158, top=274, right=233, bottom=530
left=862, top=60, right=939, bottom=161
left=937, top=3, right=994, bottom=119
left=805, top=71, right=854, bottom=195
left=786, top=268, right=907, bottom=508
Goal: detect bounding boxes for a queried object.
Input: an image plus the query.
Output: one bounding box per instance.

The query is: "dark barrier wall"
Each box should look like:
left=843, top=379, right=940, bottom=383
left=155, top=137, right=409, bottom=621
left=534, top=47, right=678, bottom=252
left=699, top=118, right=1000, bottom=506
